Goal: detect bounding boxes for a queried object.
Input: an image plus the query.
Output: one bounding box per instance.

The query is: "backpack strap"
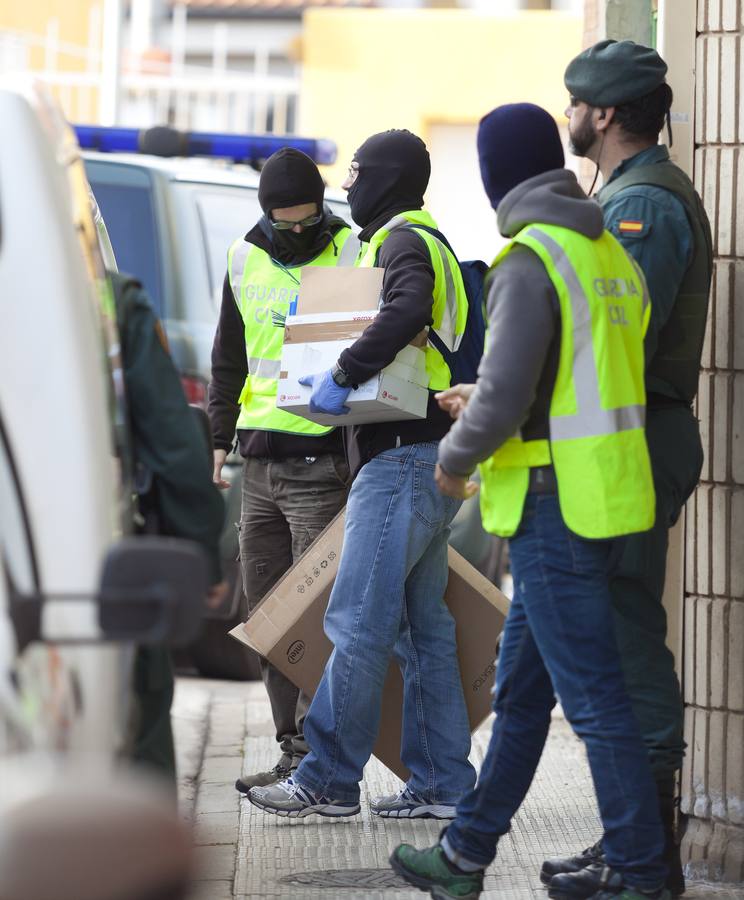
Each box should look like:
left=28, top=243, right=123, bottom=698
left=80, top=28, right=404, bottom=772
left=400, top=222, right=456, bottom=258
left=371, top=220, right=454, bottom=266
left=391, top=223, right=464, bottom=364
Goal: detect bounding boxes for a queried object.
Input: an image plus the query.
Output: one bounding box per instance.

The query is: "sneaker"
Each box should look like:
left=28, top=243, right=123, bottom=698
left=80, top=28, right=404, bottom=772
left=235, top=763, right=290, bottom=795
left=371, top=786, right=457, bottom=819
left=248, top=776, right=360, bottom=819
left=548, top=863, right=669, bottom=900
left=390, top=843, right=483, bottom=899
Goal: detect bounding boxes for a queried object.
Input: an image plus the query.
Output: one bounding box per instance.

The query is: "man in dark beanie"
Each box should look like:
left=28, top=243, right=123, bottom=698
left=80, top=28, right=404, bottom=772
left=542, top=41, right=713, bottom=898
left=248, top=129, right=477, bottom=820
left=209, top=147, right=358, bottom=793
left=390, top=103, right=670, bottom=900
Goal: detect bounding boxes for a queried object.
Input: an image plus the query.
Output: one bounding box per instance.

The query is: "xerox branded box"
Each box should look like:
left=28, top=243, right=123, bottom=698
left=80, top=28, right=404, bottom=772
left=276, top=266, right=430, bottom=426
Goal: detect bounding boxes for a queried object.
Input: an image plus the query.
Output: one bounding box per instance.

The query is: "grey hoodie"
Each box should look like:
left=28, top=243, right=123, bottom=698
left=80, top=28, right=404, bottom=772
left=437, top=169, right=604, bottom=478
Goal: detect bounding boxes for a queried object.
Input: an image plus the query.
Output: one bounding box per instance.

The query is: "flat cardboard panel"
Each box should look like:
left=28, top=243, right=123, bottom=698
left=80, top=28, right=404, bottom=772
left=230, top=509, right=509, bottom=781
left=298, top=265, right=384, bottom=314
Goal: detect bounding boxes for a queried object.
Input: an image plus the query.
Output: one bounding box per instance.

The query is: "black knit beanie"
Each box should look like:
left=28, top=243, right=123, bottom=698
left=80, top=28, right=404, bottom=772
left=258, top=147, right=325, bottom=214
left=477, top=103, right=565, bottom=210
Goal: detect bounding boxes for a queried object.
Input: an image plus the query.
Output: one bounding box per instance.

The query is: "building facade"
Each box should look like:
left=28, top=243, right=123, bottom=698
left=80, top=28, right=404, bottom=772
left=682, top=0, right=744, bottom=882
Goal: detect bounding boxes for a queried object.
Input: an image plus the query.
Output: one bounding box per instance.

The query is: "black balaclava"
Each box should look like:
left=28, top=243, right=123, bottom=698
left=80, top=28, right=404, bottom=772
left=347, top=129, right=430, bottom=237
left=258, top=147, right=327, bottom=263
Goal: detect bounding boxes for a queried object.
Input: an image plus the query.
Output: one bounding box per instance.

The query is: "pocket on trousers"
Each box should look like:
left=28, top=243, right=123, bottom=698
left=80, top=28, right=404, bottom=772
left=413, top=460, right=458, bottom=529
left=323, top=453, right=351, bottom=487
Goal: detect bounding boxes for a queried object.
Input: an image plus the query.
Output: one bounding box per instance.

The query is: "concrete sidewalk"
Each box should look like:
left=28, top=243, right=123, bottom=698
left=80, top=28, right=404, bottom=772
left=173, top=678, right=743, bottom=900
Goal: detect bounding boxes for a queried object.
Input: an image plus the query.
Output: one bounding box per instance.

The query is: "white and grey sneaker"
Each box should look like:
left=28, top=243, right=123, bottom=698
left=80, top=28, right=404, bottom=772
left=370, top=786, right=457, bottom=819
left=248, top=776, right=360, bottom=819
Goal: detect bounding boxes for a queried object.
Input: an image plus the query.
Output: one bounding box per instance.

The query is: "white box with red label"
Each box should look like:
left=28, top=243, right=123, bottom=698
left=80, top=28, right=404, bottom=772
left=276, top=266, right=430, bottom=427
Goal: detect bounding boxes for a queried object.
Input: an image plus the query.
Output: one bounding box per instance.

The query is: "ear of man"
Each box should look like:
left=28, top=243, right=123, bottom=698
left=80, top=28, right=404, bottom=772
left=594, top=106, right=615, bottom=131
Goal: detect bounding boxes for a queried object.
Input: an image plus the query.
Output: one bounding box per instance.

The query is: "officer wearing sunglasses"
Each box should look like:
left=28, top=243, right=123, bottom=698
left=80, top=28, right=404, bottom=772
left=208, top=148, right=359, bottom=795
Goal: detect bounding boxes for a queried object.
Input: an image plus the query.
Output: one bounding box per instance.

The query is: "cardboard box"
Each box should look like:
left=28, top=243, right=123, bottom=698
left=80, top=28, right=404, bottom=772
left=229, top=510, right=509, bottom=781
left=276, top=266, right=430, bottom=427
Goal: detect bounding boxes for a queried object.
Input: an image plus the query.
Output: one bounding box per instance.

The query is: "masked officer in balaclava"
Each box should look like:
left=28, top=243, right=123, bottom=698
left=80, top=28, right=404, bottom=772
left=247, top=130, right=477, bottom=821
left=208, top=148, right=359, bottom=794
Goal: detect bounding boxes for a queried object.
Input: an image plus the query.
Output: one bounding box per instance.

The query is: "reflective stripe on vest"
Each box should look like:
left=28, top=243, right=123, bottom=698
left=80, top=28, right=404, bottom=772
left=357, top=210, right=468, bottom=390
left=526, top=227, right=648, bottom=441
left=228, top=227, right=357, bottom=436
left=478, top=223, right=655, bottom=541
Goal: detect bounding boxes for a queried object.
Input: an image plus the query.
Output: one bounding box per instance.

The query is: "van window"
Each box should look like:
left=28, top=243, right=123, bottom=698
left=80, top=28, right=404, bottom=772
left=85, top=164, right=163, bottom=317
left=191, top=185, right=262, bottom=306
left=189, top=185, right=353, bottom=309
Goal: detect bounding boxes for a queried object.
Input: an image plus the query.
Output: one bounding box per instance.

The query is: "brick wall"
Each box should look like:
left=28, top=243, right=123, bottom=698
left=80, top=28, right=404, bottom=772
left=682, top=0, right=744, bottom=882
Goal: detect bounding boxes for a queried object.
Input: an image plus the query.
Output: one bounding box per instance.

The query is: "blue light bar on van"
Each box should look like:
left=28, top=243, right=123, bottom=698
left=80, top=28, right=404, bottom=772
left=75, top=125, right=141, bottom=153
left=73, top=125, right=337, bottom=165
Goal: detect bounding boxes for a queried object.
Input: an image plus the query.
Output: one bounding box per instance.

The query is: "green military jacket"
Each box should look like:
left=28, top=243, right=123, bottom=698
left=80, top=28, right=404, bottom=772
left=598, top=145, right=713, bottom=405
left=111, top=271, right=224, bottom=585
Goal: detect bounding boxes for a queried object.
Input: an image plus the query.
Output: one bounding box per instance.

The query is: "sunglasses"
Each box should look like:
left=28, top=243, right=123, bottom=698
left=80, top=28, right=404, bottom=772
left=270, top=213, right=323, bottom=231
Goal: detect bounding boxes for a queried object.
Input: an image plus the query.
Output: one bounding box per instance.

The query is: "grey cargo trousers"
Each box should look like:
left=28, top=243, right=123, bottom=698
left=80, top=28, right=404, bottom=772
left=240, top=454, right=349, bottom=768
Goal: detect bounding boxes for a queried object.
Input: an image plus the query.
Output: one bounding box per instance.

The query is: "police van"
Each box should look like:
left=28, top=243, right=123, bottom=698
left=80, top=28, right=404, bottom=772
left=0, top=80, right=205, bottom=779
left=80, top=126, right=352, bottom=679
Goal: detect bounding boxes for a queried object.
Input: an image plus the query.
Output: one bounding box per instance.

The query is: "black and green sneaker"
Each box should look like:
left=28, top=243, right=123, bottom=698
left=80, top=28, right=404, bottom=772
left=390, top=843, right=484, bottom=899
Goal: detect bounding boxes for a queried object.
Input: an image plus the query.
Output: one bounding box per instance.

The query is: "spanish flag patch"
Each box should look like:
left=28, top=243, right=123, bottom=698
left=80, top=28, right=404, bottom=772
left=618, top=220, right=645, bottom=233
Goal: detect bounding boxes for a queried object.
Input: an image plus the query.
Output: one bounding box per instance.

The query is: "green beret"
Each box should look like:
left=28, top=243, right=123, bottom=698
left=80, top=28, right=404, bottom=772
left=564, top=39, right=668, bottom=107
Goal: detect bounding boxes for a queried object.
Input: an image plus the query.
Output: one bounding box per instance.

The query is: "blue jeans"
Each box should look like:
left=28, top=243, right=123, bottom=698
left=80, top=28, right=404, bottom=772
left=444, top=494, right=667, bottom=890
left=294, top=442, right=476, bottom=804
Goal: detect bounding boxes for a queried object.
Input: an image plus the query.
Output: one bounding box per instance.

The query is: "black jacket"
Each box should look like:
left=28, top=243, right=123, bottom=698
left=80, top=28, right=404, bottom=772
left=208, top=213, right=348, bottom=459
left=338, top=213, right=455, bottom=477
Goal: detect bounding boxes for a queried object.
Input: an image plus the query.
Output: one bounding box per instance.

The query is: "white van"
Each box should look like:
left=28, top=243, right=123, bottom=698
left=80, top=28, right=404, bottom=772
left=0, top=81, right=204, bottom=776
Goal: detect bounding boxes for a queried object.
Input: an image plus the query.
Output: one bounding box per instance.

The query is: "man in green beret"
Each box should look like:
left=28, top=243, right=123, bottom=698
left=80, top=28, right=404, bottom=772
left=540, top=40, right=713, bottom=899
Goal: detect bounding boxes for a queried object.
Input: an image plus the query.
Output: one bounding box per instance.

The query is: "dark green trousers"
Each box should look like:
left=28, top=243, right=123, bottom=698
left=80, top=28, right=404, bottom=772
left=609, top=405, right=703, bottom=778
left=131, top=645, right=177, bottom=783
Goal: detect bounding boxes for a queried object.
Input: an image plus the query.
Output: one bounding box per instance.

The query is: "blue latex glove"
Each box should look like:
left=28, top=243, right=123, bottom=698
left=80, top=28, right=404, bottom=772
left=299, top=369, right=352, bottom=415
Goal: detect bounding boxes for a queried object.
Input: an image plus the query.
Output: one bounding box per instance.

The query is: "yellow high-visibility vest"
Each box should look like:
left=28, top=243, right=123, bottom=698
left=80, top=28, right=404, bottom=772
left=229, top=228, right=359, bottom=435
left=479, top=223, right=655, bottom=540
left=357, top=210, right=469, bottom=391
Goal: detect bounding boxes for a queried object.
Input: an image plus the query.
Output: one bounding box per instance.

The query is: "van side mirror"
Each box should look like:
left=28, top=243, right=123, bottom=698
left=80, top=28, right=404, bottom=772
left=98, top=536, right=207, bottom=646
left=7, top=537, right=207, bottom=650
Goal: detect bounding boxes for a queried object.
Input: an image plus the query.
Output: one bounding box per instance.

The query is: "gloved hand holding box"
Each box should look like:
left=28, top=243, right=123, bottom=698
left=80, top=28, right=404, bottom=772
left=276, top=266, right=430, bottom=426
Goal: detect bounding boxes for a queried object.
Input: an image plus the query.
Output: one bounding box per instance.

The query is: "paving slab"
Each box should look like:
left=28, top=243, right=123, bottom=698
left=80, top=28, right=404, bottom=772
left=194, top=810, right=240, bottom=846
left=201, top=755, right=245, bottom=784
left=174, top=678, right=744, bottom=899
left=190, top=881, right=234, bottom=900
left=194, top=843, right=238, bottom=881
